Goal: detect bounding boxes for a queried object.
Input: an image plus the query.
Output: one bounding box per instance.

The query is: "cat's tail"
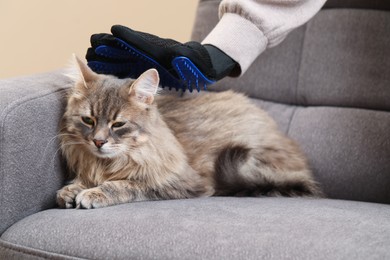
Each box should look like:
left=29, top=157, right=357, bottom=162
left=213, top=144, right=324, bottom=197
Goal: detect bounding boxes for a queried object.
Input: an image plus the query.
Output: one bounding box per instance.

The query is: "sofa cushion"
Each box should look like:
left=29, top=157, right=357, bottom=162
left=194, top=4, right=390, bottom=112
left=297, top=9, right=390, bottom=111
left=204, top=9, right=390, bottom=112
left=191, top=1, right=390, bottom=205
left=0, top=71, right=71, bottom=234
left=1, top=197, right=390, bottom=260
left=253, top=100, right=390, bottom=204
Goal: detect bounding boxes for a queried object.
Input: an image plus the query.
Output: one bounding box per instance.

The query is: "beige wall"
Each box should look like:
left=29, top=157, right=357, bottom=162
left=0, top=0, right=199, bottom=78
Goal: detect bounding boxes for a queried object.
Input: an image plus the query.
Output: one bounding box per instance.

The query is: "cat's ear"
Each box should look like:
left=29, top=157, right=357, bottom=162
left=73, top=54, right=99, bottom=88
left=129, top=69, right=159, bottom=104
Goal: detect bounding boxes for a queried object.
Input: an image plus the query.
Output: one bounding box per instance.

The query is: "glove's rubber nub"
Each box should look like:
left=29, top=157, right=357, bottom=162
left=95, top=45, right=133, bottom=60
left=172, top=57, right=215, bottom=92
left=89, top=41, right=183, bottom=91
left=88, top=38, right=215, bottom=92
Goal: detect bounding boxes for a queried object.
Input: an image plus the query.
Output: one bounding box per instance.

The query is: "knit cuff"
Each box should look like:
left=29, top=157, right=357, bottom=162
left=201, top=13, right=268, bottom=77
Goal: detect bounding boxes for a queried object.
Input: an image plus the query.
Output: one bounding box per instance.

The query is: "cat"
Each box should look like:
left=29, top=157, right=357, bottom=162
left=56, top=56, right=323, bottom=209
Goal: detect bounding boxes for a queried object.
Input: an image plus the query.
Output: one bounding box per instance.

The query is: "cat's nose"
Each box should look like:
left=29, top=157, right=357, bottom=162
left=93, top=139, right=108, bottom=149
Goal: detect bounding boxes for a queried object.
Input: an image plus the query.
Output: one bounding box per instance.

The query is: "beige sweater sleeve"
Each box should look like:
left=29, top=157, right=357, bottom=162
left=202, top=0, right=327, bottom=75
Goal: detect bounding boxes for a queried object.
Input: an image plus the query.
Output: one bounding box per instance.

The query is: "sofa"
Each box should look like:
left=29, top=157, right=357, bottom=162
left=1, top=0, right=389, bottom=259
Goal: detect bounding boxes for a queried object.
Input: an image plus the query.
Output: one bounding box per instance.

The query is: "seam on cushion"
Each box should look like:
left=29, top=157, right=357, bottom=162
left=0, top=87, right=69, bottom=234
left=285, top=106, right=297, bottom=136
left=0, top=239, right=83, bottom=260
left=295, top=23, right=309, bottom=106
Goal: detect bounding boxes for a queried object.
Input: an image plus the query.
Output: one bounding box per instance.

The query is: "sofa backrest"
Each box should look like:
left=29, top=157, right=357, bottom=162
left=192, top=0, right=390, bottom=204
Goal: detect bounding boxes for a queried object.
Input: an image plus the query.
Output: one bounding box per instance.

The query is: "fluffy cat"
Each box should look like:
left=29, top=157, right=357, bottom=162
left=56, top=57, right=323, bottom=209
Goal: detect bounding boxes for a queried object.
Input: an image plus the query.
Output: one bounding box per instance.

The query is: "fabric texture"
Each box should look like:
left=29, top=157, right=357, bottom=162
left=298, top=9, right=390, bottom=111
left=192, top=2, right=390, bottom=204
left=0, top=71, right=72, bottom=234
left=288, top=106, right=390, bottom=203
left=2, top=197, right=390, bottom=260
left=202, top=0, right=326, bottom=75
left=235, top=99, right=390, bottom=204
left=1, top=1, right=390, bottom=259
left=202, top=13, right=267, bottom=75
left=196, top=7, right=390, bottom=112
left=0, top=240, right=79, bottom=260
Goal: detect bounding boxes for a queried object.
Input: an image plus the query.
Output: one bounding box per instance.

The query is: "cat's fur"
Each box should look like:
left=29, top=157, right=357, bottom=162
left=57, top=57, right=323, bottom=209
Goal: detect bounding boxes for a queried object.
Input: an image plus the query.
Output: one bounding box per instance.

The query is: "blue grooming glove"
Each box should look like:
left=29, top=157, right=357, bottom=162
left=86, top=25, right=218, bottom=92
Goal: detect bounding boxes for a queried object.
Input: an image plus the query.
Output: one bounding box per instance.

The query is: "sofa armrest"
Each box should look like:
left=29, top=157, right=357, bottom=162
left=0, top=70, right=72, bottom=234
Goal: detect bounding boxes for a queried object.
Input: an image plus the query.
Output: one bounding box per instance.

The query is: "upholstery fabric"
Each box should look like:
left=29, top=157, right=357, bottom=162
left=1, top=197, right=390, bottom=260
left=191, top=1, right=390, bottom=204
left=252, top=100, right=390, bottom=204
left=0, top=71, right=72, bottom=234
left=298, top=9, right=390, bottom=111
left=1, top=1, right=390, bottom=259
left=0, top=240, right=78, bottom=260
left=199, top=8, right=390, bottom=111
left=288, top=106, right=390, bottom=203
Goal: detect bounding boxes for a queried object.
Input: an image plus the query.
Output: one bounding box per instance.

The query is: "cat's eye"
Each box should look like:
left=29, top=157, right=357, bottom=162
left=112, top=122, right=126, bottom=128
left=81, top=116, right=94, bottom=126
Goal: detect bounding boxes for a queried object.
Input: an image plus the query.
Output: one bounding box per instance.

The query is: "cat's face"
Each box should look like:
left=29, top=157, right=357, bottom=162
left=62, top=56, right=159, bottom=159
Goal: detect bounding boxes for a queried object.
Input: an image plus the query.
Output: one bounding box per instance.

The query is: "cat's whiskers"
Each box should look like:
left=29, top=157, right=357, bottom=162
left=39, top=133, right=84, bottom=168
left=43, top=133, right=78, bottom=151
left=53, top=141, right=88, bottom=162
left=37, top=140, right=87, bottom=175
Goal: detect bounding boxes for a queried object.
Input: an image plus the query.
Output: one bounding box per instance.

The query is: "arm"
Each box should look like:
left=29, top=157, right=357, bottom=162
left=86, top=0, right=325, bottom=91
left=202, top=0, right=327, bottom=75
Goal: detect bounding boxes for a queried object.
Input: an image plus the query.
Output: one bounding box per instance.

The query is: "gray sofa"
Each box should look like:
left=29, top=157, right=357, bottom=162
left=1, top=0, right=390, bottom=259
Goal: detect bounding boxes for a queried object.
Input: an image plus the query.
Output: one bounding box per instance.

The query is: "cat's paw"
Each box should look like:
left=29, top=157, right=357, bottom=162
left=56, top=183, right=84, bottom=209
left=75, top=188, right=110, bottom=209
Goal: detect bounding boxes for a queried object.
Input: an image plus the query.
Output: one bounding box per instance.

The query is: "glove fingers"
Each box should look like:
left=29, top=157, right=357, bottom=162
left=111, top=24, right=160, bottom=51
left=90, top=33, right=118, bottom=48
left=111, top=24, right=180, bottom=50
left=87, top=60, right=134, bottom=78
left=85, top=47, right=115, bottom=63
left=86, top=47, right=99, bottom=61
left=111, top=24, right=134, bottom=39
left=94, top=45, right=135, bottom=60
